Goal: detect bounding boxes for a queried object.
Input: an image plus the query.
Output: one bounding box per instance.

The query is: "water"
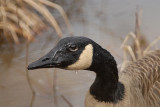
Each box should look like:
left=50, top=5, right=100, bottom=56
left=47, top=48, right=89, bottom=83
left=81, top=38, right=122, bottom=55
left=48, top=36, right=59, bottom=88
left=1, top=0, right=160, bottom=107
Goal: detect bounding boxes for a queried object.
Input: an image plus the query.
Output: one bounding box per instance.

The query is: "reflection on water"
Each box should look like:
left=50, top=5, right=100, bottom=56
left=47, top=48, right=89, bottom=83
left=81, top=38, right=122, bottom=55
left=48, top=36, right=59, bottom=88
left=1, top=0, right=160, bottom=107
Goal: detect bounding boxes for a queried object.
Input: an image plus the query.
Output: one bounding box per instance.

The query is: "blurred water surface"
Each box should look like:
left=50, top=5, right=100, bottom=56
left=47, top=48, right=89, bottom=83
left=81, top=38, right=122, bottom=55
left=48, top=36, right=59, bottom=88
left=1, top=0, right=160, bottom=107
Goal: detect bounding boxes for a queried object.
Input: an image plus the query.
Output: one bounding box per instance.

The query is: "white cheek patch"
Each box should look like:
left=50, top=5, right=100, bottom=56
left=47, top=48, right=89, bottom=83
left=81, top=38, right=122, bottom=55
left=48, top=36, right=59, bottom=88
left=66, top=44, right=93, bottom=70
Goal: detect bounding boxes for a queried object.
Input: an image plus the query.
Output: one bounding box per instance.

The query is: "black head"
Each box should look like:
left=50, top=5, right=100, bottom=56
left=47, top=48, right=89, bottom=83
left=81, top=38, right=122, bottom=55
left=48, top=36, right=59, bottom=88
left=28, top=36, right=96, bottom=70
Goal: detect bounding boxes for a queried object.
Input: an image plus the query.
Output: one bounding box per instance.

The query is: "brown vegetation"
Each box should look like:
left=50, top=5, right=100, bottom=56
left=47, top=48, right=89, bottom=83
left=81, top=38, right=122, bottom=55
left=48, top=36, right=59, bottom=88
left=0, top=0, right=72, bottom=44
left=120, top=9, right=160, bottom=70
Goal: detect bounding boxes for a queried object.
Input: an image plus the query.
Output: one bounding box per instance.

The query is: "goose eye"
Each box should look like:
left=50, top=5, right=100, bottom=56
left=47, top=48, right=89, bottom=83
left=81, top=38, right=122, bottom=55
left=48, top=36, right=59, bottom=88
left=69, top=45, right=78, bottom=52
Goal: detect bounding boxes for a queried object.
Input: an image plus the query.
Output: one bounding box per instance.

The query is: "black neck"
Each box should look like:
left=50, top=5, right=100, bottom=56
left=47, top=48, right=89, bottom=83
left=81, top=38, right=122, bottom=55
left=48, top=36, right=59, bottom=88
left=88, top=45, right=124, bottom=103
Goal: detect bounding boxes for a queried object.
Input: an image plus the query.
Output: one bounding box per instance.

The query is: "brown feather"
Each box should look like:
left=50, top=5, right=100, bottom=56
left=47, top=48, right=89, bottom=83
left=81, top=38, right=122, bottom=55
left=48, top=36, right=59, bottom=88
left=85, top=50, right=160, bottom=107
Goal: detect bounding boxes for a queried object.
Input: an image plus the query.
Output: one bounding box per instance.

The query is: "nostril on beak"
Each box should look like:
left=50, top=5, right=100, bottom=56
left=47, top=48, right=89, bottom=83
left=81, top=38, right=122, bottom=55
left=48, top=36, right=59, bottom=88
left=42, top=57, right=50, bottom=62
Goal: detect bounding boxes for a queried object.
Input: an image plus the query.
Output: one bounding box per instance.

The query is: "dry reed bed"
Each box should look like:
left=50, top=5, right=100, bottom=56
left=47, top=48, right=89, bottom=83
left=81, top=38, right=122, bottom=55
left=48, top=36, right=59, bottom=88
left=120, top=9, right=160, bottom=70
left=0, top=0, right=72, bottom=44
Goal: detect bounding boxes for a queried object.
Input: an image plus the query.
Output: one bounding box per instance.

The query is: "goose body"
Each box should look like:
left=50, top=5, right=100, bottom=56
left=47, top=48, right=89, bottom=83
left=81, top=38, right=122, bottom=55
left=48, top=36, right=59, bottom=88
left=28, top=36, right=160, bottom=107
left=85, top=50, right=160, bottom=107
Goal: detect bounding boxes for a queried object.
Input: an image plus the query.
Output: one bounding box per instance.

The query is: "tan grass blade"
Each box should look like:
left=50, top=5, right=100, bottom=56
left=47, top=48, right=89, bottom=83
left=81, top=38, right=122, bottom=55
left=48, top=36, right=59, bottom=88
left=120, top=61, right=131, bottom=71
left=10, top=21, right=33, bottom=41
left=0, top=4, right=8, bottom=42
left=124, top=45, right=136, bottom=61
left=143, top=36, right=160, bottom=55
left=6, top=4, right=36, bottom=27
left=23, top=0, right=62, bottom=38
left=135, top=9, right=143, bottom=39
left=1, top=5, right=7, bottom=22
left=20, top=7, right=45, bottom=28
left=3, top=11, right=43, bottom=34
left=134, top=36, right=142, bottom=58
left=123, top=47, right=128, bottom=62
left=14, top=2, right=45, bottom=27
left=19, top=21, right=33, bottom=40
left=120, top=32, right=136, bottom=49
left=38, top=0, right=73, bottom=35
left=121, top=32, right=142, bottom=58
left=120, top=47, right=132, bottom=71
left=7, top=24, right=19, bottom=44
left=0, top=22, right=19, bottom=44
left=16, top=6, right=46, bottom=32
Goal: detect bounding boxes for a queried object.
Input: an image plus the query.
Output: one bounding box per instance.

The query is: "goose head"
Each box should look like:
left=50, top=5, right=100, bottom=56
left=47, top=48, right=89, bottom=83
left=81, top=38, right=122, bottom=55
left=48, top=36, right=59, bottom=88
left=28, top=36, right=117, bottom=76
left=27, top=36, right=97, bottom=70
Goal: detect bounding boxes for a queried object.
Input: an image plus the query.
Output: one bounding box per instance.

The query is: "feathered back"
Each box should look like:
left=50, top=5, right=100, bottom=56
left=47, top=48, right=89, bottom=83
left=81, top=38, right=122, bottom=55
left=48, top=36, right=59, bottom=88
left=120, top=50, right=160, bottom=107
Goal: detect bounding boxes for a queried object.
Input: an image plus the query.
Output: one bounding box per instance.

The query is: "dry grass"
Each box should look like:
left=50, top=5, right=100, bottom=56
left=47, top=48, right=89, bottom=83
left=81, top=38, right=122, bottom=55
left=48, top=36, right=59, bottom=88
left=120, top=9, right=160, bottom=70
left=0, top=0, right=72, bottom=44
left=25, top=41, right=35, bottom=107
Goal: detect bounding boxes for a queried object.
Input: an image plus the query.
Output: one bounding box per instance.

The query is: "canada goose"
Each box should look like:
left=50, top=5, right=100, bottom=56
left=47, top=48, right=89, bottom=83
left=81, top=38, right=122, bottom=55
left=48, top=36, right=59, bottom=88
left=28, top=36, right=160, bottom=107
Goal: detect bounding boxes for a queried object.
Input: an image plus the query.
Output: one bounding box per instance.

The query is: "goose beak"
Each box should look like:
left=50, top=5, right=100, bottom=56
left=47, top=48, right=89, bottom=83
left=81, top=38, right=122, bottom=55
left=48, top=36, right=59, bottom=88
left=27, top=57, right=59, bottom=70
left=28, top=59, right=53, bottom=70
left=27, top=50, right=60, bottom=70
